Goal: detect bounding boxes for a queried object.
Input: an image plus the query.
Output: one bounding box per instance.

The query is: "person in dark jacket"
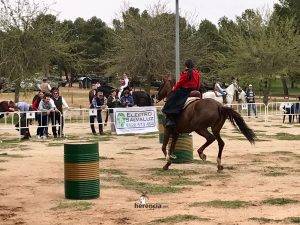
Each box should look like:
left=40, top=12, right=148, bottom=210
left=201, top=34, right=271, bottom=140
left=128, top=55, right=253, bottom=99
left=51, top=89, right=69, bottom=138
left=246, top=84, right=257, bottom=117
left=107, top=90, right=121, bottom=132
left=90, top=91, right=107, bottom=135
left=162, top=59, right=201, bottom=128
left=120, top=90, right=134, bottom=107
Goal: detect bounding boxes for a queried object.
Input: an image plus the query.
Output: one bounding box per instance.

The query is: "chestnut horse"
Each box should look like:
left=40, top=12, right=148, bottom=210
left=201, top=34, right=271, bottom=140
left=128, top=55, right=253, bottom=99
left=0, top=101, right=16, bottom=118
left=157, top=77, right=256, bottom=171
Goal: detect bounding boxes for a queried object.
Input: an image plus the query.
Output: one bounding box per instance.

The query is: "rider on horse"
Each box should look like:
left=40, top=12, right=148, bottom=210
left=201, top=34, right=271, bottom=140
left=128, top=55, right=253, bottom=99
left=162, top=59, right=201, bottom=128
left=118, top=73, right=130, bottom=99
left=214, top=79, right=227, bottom=104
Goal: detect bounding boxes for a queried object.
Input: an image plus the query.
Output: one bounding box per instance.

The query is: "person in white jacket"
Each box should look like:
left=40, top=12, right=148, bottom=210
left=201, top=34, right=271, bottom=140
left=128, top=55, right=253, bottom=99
left=118, top=73, right=129, bottom=99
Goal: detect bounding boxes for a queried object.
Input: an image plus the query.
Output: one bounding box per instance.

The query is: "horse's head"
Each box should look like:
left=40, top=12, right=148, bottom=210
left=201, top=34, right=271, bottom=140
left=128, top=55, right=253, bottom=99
left=8, top=101, right=16, bottom=111
left=156, top=75, right=175, bottom=102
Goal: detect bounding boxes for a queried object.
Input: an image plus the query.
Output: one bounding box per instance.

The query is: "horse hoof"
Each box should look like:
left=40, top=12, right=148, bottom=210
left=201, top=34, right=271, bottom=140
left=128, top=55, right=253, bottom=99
left=217, top=165, right=224, bottom=172
left=163, top=165, right=169, bottom=170
left=200, top=153, right=206, bottom=161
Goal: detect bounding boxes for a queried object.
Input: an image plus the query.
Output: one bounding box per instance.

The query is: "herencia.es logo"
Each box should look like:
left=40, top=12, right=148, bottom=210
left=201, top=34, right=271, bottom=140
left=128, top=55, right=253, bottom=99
left=134, top=192, right=168, bottom=209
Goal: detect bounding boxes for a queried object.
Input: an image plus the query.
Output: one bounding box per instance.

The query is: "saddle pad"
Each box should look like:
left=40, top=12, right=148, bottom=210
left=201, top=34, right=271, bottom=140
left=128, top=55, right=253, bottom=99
left=183, top=97, right=201, bottom=109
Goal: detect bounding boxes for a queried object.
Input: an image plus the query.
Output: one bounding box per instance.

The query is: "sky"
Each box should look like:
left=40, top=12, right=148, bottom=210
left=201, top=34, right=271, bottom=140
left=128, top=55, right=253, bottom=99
left=44, top=0, right=279, bottom=26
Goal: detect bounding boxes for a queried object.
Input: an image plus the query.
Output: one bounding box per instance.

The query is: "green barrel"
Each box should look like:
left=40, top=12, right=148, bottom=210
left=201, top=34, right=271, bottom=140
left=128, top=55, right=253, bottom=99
left=157, top=113, right=165, bottom=144
left=64, top=143, right=100, bottom=199
left=169, top=133, right=193, bottom=163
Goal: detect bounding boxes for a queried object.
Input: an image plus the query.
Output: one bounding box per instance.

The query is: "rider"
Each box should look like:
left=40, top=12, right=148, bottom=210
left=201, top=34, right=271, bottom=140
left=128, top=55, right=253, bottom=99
left=214, top=79, right=227, bottom=104
left=118, top=73, right=130, bottom=99
left=162, top=59, right=201, bottom=128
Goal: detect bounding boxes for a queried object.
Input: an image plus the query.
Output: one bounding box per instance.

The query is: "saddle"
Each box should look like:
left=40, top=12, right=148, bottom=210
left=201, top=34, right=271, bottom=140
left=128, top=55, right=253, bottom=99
left=183, top=91, right=202, bottom=109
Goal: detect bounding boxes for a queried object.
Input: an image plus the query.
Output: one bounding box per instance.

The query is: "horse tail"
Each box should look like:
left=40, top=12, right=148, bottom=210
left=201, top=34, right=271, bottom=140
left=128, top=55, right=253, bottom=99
left=221, top=106, right=256, bottom=144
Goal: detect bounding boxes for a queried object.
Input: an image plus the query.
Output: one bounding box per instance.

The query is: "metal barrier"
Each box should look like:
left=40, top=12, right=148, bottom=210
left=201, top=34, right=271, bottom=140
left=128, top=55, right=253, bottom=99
left=227, top=103, right=267, bottom=121
left=0, top=110, right=62, bottom=139
left=267, top=101, right=300, bottom=123
left=1, top=102, right=298, bottom=139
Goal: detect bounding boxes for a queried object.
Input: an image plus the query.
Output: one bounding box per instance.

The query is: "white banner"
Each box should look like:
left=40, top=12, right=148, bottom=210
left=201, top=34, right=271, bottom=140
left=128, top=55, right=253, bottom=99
left=113, top=107, right=158, bottom=135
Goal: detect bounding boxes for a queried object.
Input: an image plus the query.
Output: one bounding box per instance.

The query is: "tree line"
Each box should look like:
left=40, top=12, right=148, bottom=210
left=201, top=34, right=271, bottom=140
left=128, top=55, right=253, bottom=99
left=0, top=0, right=299, bottom=102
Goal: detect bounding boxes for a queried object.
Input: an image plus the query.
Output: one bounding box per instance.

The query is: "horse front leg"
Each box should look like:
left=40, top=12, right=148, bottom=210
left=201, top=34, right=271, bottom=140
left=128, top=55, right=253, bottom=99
left=163, top=132, right=178, bottom=170
left=162, top=127, right=170, bottom=157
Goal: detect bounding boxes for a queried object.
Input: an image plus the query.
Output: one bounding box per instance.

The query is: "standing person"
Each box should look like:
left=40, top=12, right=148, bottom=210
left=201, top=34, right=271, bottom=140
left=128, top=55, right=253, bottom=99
left=32, top=91, right=44, bottom=136
left=162, top=59, right=201, bottom=128
left=107, top=90, right=121, bottom=132
left=88, top=84, right=97, bottom=105
left=95, top=82, right=101, bottom=89
left=120, top=90, right=134, bottom=107
left=39, top=78, right=51, bottom=93
left=38, top=93, right=56, bottom=139
left=15, top=102, right=32, bottom=140
left=118, top=73, right=130, bottom=99
left=246, top=84, right=257, bottom=117
left=51, top=89, right=69, bottom=138
left=90, top=91, right=107, bottom=135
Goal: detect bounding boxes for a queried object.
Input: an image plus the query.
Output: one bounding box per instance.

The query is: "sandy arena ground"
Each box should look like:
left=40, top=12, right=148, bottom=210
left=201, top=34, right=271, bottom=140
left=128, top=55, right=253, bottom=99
left=0, top=117, right=299, bottom=225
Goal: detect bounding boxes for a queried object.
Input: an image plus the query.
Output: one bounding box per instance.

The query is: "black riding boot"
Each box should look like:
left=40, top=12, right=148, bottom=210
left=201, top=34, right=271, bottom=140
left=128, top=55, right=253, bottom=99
left=165, top=114, right=176, bottom=128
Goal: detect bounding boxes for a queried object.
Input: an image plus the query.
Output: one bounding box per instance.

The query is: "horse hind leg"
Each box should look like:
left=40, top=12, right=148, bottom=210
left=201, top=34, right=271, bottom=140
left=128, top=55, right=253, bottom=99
left=195, top=129, right=216, bottom=161
left=212, top=130, right=225, bottom=172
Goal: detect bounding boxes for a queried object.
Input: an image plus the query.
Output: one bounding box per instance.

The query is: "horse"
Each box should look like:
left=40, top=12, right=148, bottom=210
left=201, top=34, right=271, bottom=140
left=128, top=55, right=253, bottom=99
left=0, top=101, right=16, bottom=118
left=202, top=81, right=241, bottom=105
left=156, top=76, right=256, bottom=171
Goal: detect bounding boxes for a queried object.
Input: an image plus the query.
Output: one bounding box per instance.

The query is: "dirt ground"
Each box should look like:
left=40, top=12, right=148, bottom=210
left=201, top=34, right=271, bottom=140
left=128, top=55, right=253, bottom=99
left=0, top=118, right=299, bottom=225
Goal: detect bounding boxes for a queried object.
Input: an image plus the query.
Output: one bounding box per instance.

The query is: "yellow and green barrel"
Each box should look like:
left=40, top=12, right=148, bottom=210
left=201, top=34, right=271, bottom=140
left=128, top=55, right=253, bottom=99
left=169, top=133, right=194, bottom=163
left=64, top=143, right=100, bottom=199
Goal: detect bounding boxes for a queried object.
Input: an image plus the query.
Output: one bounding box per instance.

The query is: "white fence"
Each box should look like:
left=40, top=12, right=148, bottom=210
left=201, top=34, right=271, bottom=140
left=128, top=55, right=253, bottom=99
left=1, top=102, right=299, bottom=138
left=0, top=110, right=62, bottom=138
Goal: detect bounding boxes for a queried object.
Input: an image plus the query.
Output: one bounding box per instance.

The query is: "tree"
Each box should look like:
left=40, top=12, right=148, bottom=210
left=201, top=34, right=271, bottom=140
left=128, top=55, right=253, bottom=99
left=0, top=0, right=76, bottom=101
left=218, top=9, right=299, bottom=102
left=107, top=5, right=190, bottom=92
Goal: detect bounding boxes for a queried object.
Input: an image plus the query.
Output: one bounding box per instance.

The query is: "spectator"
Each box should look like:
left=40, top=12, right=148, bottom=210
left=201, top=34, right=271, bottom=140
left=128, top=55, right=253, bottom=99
left=15, top=102, right=31, bottom=140
left=39, top=78, right=51, bottom=93
left=51, top=89, right=69, bottom=138
left=88, top=84, right=97, bottom=105
left=107, top=90, right=121, bottom=132
left=95, top=82, right=101, bottom=89
left=38, top=93, right=56, bottom=139
left=120, top=90, right=134, bottom=107
left=32, top=91, right=44, bottom=136
left=246, top=84, right=257, bottom=117
left=90, top=91, right=107, bottom=135
left=118, top=73, right=130, bottom=99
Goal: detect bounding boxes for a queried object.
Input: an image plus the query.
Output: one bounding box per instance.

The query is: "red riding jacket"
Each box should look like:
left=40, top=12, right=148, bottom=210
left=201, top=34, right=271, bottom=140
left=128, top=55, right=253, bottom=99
left=173, top=69, right=201, bottom=92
